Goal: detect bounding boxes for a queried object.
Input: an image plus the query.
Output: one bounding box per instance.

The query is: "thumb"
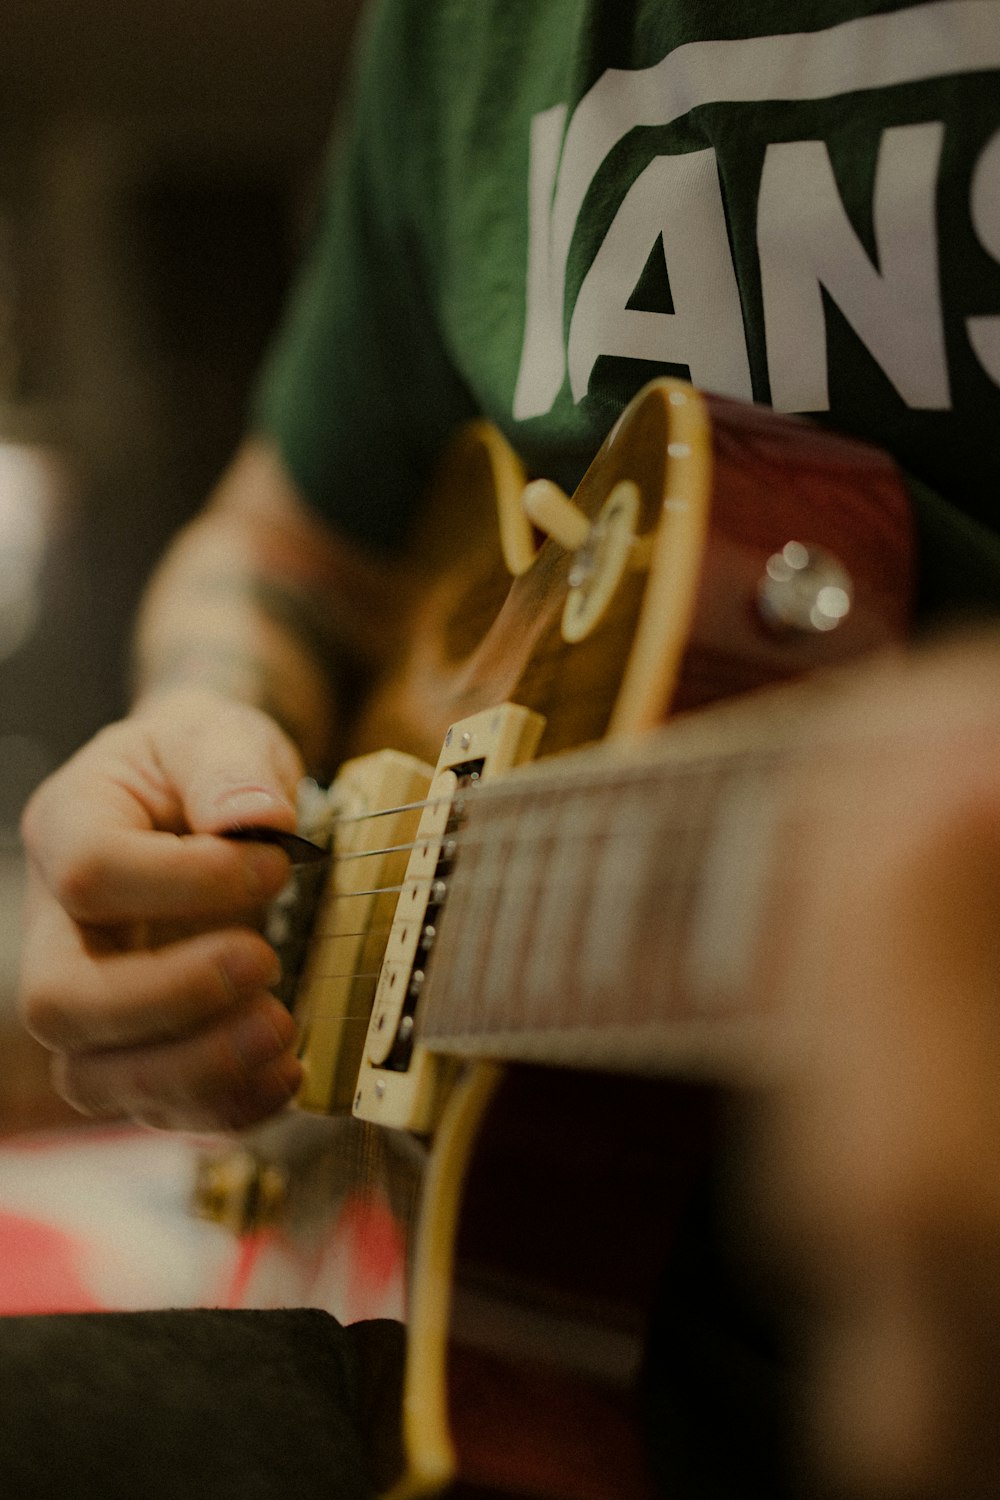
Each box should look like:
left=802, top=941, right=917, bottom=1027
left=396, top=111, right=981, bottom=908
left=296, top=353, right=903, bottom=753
left=138, top=690, right=306, bottom=836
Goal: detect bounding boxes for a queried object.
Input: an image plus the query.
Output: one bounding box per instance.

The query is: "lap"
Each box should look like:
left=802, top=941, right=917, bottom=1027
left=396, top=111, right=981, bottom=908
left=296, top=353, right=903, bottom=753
left=0, top=1307, right=404, bottom=1500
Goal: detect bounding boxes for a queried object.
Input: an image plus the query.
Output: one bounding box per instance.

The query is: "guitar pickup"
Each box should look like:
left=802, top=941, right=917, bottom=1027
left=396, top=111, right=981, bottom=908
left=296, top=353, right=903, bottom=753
left=290, top=750, right=434, bottom=1115
left=353, top=701, right=544, bottom=1134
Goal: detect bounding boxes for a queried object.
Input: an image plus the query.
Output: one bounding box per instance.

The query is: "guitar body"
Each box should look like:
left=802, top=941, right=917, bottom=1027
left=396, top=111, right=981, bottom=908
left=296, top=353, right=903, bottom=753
left=439, top=1069, right=723, bottom=1500
left=348, top=380, right=912, bottom=768
left=201, top=381, right=916, bottom=1497
left=335, top=381, right=914, bottom=1499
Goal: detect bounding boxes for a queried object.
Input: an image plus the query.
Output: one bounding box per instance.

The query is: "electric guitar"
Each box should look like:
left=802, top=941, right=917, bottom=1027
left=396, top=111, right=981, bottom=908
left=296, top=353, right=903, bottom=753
left=197, top=377, right=916, bottom=1498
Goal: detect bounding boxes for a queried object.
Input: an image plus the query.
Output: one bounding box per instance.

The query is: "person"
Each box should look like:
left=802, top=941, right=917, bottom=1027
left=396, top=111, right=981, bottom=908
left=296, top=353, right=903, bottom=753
left=12, top=1, right=1000, bottom=1495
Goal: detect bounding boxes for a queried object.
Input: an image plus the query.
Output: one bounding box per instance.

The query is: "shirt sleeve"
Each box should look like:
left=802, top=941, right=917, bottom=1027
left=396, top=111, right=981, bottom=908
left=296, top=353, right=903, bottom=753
left=251, top=0, right=477, bottom=557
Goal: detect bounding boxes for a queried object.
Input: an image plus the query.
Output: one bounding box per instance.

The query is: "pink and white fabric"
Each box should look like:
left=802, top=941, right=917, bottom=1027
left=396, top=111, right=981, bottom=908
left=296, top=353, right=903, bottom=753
left=0, top=1118, right=411, bottom=1323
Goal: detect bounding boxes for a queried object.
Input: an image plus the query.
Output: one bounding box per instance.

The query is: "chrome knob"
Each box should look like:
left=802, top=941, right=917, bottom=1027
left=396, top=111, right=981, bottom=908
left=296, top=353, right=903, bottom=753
left=757, top=541, right=853, bottom=635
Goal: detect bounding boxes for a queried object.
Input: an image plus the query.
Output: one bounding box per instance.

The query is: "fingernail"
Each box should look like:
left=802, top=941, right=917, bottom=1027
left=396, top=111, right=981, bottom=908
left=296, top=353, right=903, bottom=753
left=232, top=1005, right=295, bottom=1071
left=222, top=1054, right=303, bottom=1128
left=220, top=946, right=282, bottom=997
left=240, top=843, right=293, bottom=897
left=213, top=788, right=295, bottom=825
left=269, top=1053, right=304, bottom=1098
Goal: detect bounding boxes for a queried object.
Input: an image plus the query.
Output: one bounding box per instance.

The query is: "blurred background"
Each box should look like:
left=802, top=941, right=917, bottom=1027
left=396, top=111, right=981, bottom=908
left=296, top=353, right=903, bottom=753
left=0, top=0, right=363, bottom=1126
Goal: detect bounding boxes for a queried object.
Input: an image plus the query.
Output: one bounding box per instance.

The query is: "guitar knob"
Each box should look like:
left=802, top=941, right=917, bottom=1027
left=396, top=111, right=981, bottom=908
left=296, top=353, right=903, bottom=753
left=521, top=479, right=592, bottom=550
left=757, top=541, right=853, bottom=635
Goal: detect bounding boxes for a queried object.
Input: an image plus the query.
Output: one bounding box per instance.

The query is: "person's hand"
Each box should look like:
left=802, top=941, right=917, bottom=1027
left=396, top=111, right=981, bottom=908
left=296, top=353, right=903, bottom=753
left=18, top=687, right=307, bottom=1131
left=752, top=635, right=1000, bottom=1498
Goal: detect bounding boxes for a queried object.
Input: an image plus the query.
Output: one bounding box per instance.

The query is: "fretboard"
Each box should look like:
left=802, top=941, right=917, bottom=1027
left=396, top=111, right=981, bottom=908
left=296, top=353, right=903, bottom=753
left=417, top=693, right=808, bottom=1081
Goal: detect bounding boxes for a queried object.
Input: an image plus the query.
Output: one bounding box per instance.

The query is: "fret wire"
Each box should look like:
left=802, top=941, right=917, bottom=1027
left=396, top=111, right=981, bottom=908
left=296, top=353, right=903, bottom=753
left=574, top=785, right=659, bottom=1006
left=427, top=820, right=488, bottom=1034
left=541, top=793, right=599, bottom=1025
left=423, top=764, right=742, bottom=1033
left=645, top=773, right=721, bottom=1013
left=293, top=732, right=912, bottom=1035
left=309, top=923, right=395, bottom=942
left=468, top=806, right=531, bottom=1028
left=502, top=800, right=554, bottom=1027
left=300, top=970, right=382, bottom=985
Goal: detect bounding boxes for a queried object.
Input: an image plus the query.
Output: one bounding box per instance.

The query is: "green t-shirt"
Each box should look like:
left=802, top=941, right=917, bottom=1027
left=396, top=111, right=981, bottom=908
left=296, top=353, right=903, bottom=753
left=255, top=0, right=1000, bottom=614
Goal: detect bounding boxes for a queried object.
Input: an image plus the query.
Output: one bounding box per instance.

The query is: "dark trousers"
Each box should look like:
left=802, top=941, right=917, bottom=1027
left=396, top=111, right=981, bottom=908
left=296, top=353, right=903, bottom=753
left=0, top=1309, right=404, bottom=1500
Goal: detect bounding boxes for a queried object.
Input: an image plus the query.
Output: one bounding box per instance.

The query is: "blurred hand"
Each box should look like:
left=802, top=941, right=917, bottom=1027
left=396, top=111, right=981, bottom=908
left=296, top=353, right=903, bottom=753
left=754, top=636, right=1000, bottom=1499
left=18, top=687, right=307, bottom=1132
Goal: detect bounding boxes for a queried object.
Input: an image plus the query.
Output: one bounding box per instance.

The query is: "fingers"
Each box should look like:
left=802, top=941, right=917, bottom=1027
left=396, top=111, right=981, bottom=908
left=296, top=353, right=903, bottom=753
left=133, top=687, right=304, bottom=836
left=17, top=690, right=316, bottom=1131
left=51, top=993, right=304, bottom=1132
left=20, top=881, right=283, bottom=1053
left=22, top=692, right=304, bottom=927
left=749, top=638, right=1000, bottom=1497
left=28, top=824, right=292, bottom=928
left=21, top=883, right=305, bottom=1131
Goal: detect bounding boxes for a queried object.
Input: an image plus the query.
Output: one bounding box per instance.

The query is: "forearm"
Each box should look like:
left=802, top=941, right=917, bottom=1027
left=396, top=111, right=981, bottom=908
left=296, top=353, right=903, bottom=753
left=134, top=512, right=338, bottom=774
left=132, top=438, right=406, bottom=775
left=19, top=437, right=416, bottom=1130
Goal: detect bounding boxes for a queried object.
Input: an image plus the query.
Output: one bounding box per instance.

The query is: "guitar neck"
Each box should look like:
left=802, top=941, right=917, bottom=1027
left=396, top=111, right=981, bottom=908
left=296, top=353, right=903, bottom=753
left=417, top=682, right=820, bottom=1080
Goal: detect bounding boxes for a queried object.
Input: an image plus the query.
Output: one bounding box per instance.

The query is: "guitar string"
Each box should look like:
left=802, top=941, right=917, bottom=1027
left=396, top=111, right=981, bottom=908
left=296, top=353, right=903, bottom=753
left=301, top=900, right=785, bottom=1020
left=296, top=876, right=704, bottom=1008
left=305, top=808, right=738, bottom=959
left=321, top=745, right=783, bottom=842
left=327, top=823, right=722, bottom=867
left=313, top=774, right=779, bottom=870
left=308, top=828, right=672, bottom=912
left=308, top=858, right=792, bottom=945
left=299, top=751, right=796, bottom=1052
left=304, top=760, right=784, bottom=959
left=330, top=769, right=739, bottom=830
left=332, top=793, right=455, bottom=826
left=312, top=706, right=967, bottom=850
left=299, top=810, right=764, bottom=1019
